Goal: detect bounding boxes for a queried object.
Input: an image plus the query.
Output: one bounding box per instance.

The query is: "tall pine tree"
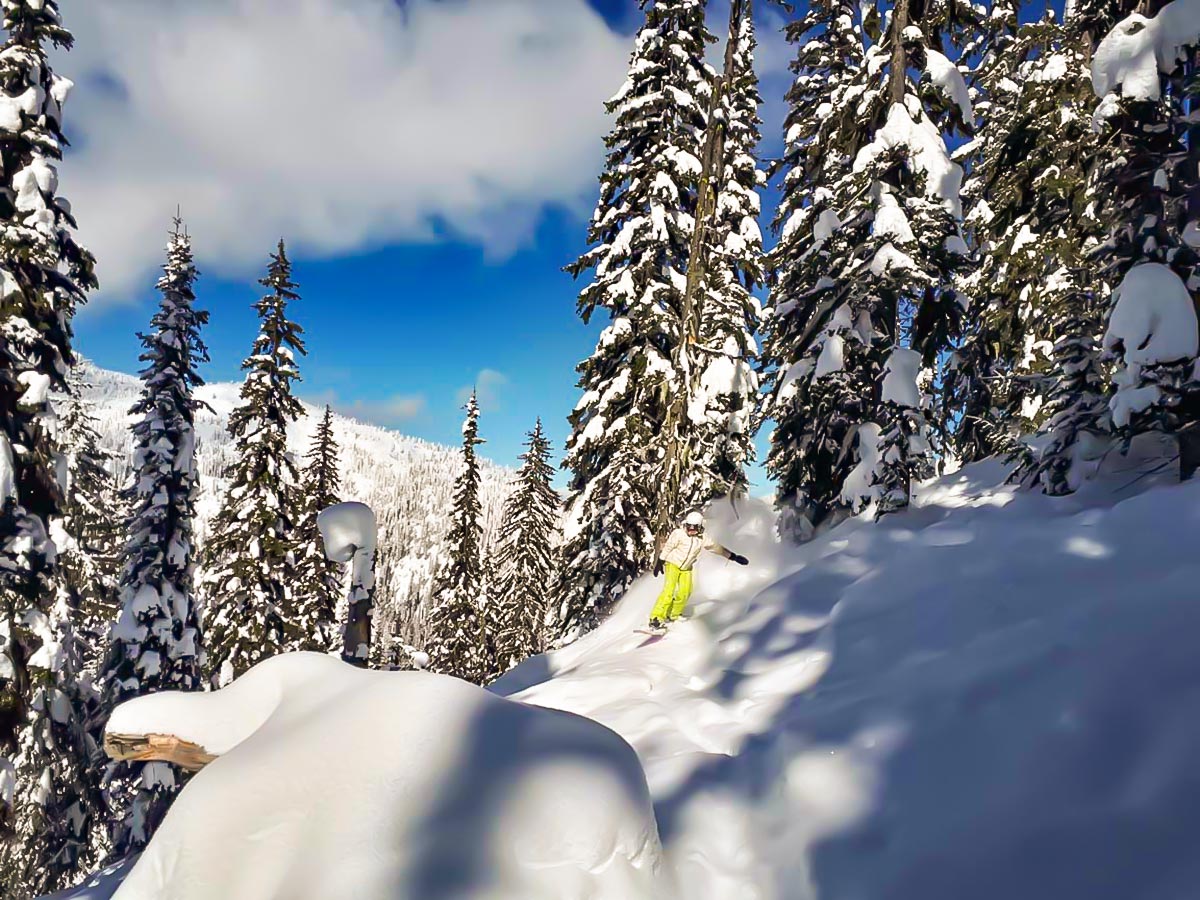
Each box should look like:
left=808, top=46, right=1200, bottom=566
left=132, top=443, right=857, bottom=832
left=557, top=0, right=714, bottom=637
left=0, top=0, right=96, bottom=888
left=763, top=0, right=973, bottom=534
left=943, top=5, right=1117, bottom=496
left=291, top=406, right=342, bottom=655
left=100, top=219, right=209, bottom=858
left=204, top=241, right=306, bottom=686
left=490, top=420, right=560, bottom=673
left=425, top=392, right=490, bottom=684
left=685, top=1, right=766, bottom=511
left=56, top=367, right=122, bottom=649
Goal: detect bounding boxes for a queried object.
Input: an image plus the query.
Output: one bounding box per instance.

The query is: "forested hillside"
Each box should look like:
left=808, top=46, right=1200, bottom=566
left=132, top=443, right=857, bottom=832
left=71, top=359, right=515, bottom=657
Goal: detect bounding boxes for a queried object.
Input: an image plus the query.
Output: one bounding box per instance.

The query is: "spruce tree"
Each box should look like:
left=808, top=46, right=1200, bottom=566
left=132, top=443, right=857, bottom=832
left=204, top=241, right=307, bottom=686
left=291, top=406, right=342, bottom=655
left=762, top=0, right=973, bottom=534
left=100, top=219, right=208, bottom=858
left=759, top=0, right=871, bottom=539
left=0, top=0, right=96, bottom=887
left=425, top=392, right=490, bottom=684
left=944, top=7, right=1114, bottom=493
left=557, top=0, right=714, bottom=637
left=1, top=590, right=104, bottom=899
left=490, top=420, right=560, bottom=673
left=685, top=2, right=766, bottom=511
left=1088, top=0, right=1200, bottom=476
left=56, top=368, right=122, bottom=648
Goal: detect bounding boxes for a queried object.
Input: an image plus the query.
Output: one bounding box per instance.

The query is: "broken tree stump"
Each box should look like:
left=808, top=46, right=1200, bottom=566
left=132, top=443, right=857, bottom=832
left=104, top=732, right=217, bottom=773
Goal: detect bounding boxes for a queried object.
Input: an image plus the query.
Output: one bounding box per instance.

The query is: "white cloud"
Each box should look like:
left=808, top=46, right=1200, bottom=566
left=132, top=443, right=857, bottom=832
left=308, top=388, right=427, bottom=427
left=457, top=368, right=508, bottom=411
left=55, top=0, right=629, bottom=299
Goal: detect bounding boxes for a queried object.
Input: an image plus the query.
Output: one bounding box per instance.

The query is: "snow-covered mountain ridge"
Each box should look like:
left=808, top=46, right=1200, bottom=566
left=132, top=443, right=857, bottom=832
left=73, top=359, right=515, bottom=651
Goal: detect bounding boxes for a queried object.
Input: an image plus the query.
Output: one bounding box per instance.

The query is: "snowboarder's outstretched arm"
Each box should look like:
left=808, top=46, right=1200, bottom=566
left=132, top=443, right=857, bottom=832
left=704, top=536, right=749, bottom=566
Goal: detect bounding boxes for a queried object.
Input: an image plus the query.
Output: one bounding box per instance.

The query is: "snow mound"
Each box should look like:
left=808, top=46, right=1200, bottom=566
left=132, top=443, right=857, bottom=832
left=497, top=457, right=1200, bottom=900
left=107, top=654, right=664, bottom=900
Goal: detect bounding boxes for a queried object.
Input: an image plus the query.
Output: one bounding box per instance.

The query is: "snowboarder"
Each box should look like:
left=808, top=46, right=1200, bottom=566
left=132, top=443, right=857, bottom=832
left=648, top=512, right=749, bottom=629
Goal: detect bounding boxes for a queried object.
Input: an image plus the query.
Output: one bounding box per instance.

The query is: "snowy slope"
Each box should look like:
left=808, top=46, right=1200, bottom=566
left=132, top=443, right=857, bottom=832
left=51, top=442, right=1200, bottom=899
left=496, top=446, right=1200, bottom=899
left=72, top=359, right=515, bottom=652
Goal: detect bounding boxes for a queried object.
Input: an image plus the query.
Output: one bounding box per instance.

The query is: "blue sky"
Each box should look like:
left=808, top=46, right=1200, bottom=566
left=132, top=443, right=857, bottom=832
left=65, top=0, right=791, bottom=490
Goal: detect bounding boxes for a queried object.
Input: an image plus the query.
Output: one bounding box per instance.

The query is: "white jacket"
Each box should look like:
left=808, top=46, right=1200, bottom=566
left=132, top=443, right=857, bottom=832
left=660, top=527, right=732, bottom=571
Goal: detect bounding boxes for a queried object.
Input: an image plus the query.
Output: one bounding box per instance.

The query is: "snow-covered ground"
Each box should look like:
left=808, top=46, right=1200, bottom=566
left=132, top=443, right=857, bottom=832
left=496, top=447, right=1200, bottom=899
left=54, top=445, right=1200, bottom=898
left=101, top=655, right=663, bottom=900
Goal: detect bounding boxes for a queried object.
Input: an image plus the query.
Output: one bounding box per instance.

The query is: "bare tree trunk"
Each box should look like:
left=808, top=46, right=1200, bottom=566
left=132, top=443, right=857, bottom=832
left=342, top=550, right=376, bottom=668
left=889, top=0, right=911, bottom=104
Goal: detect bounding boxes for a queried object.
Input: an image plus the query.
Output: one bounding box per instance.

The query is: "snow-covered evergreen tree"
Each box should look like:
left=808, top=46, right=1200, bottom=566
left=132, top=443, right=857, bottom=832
left=942, top=6, right=1116, bottom=495
left=291, top=406, right=342, bottom=655
left=760, top=0, right=872, bottom=539
left=490, top=420, right=560, bottom=673
left=204, top=241, right=307, bottom=686
left=100, top=219, right=208, bottom=858
left=0, top=0, right=96, bottom=884
left=425, top=392, right=490, bottom=684
left=55, top=369, right=122, bottom=647
left=763, top=0, right=972, bottom=533
left=685, top=2, right=765, bottom=511
left=0, top=591, right=104, bottom=899
left=557, top=0, right=714, bottom=636
left=1088, top=0, right=1200, bottom=476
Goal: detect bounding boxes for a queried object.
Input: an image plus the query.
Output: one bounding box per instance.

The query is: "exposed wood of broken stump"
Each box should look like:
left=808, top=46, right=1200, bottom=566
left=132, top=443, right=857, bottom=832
left=105, top=732, right=218, bottom=772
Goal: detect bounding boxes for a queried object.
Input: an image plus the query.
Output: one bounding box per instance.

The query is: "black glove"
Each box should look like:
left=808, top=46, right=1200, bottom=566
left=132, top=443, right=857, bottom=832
left=730, top=553, right=749, bottom=566
left=654, top=559, right=664, bottom=576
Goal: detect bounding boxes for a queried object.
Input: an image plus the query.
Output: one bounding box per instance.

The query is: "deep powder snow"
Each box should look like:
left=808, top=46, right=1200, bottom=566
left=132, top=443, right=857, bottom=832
left=53, top=447, right=1200, bottom=899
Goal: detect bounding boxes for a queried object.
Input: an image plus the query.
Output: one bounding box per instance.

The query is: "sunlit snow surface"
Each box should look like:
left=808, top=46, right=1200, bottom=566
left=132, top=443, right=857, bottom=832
left=104, top=656, right=663, bottom=900
left=498, top=451, right=1200, bottom=900
left=57, top=449, right=1200, bottom=899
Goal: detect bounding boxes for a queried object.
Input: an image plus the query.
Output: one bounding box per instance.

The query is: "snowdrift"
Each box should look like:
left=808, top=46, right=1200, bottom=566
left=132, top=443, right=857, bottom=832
left=101, top=654, right=664, bottom=900
left=55, top=448, right=1200, bottom=899
left=498, top=452, right=1200, bottom=899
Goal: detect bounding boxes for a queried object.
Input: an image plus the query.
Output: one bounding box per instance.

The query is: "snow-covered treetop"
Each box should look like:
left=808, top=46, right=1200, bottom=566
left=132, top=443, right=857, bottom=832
left=1, top=0, right=69, bottom=47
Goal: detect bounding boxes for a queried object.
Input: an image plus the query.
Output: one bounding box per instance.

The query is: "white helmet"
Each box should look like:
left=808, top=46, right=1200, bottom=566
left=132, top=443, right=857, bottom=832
left=684, top=512, right=704, bottom=527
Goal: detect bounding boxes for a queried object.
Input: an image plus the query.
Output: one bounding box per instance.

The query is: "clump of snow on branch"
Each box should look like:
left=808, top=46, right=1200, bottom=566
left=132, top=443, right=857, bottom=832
left=881, top=347, right=925, bottom=409
left=1091, top=0, right=1200, bottom=101
left=1103, top=263, right=1199, bottom=427
left=853, top=101, right=964, bottom=216
left=923, top=49, right=973, bottom=123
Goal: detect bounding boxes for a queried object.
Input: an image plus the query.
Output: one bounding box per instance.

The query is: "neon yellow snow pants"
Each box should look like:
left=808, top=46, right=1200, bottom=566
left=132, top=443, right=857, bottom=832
left=651, top=563, right=693, bottom=622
